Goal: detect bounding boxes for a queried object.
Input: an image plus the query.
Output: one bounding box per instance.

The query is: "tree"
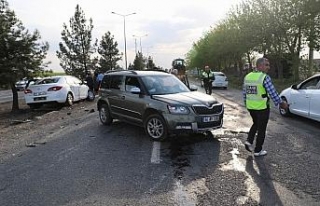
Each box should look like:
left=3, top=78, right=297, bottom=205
left=97, top=31, right=122, bottom=72
left=56, top=4, right=97, bottom=80
left=146, top=56, right=155, bottom=69
left=132, top=52, right=146, bottom=70
left=0, top=0, right=49, bottom=111
left=187, top=0, right=320, bottom=81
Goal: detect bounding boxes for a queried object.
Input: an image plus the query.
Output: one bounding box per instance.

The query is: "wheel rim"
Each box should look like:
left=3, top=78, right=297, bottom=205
left=67, top=94, right=73, bottom=105
left=147, top=117, right=164, bottom=139
left=100, top=107, right=108, bottom=123
left=280, top=108, right=287, bottom=115
left=280, top=99, right=288, bottom=115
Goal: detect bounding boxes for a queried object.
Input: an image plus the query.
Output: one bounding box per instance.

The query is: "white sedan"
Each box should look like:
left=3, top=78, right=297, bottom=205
left=24, top=75, right=93, bottom=109
left=279, top=73, right=320, bottom=122
left=212, top=72, right=228, bottom=89
left=200, top=71, right=229, bottom=89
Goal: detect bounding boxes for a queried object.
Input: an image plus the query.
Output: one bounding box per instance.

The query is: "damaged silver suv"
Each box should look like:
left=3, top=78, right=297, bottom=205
left=97, top=70, right=224, bottom=141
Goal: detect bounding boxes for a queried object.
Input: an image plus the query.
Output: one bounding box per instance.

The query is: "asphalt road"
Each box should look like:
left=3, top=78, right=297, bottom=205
left=0, top=84, right=319, bottom=206
left=0, top=90, right=25, bottom=103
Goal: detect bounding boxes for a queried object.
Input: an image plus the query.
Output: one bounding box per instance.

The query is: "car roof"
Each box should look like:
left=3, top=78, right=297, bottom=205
left=105, top=70, right=170, bottom=76
left=41, top=75, right=75, bottom=79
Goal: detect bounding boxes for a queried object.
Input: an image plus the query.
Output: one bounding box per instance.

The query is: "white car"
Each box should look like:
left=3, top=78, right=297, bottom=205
left=200, top=71, right=229, bottom=89
left=212, top=72, right=228, bottom=89
left=15, top=79, right=28, bottom=91
left=24, top=75, right=93, bottom=109
left=279, top=73, right=320, bottom=122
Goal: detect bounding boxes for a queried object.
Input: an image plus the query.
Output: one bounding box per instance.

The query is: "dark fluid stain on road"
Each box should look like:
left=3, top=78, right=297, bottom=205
left=165, top=134, right=208, bottom=179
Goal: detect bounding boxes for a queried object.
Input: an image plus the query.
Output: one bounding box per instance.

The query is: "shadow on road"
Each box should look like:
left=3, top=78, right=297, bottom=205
left=245, top=156, right=284, bottom=206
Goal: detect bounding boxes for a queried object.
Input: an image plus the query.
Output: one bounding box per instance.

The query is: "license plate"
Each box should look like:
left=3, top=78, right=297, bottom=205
left=203, top=115, right=219, bottom=122
left=34, top=97, right=46, bottom=101
left=34, top=91, right=47, bottom=96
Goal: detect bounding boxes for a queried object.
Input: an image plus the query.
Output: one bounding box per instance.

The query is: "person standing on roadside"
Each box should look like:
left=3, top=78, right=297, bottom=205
left=85, top=72, right=94, bottom=91
left=95, top=72, right=104, bottom=92
left=202, top=65, right=215, bottom=95
left=243, top=57, right=288, bottom=157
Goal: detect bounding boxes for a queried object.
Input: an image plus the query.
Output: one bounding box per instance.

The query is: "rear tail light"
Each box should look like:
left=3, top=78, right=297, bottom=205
left=48, top=86, right=63, bottom=91
left=24, top=89, right=32, bottom=94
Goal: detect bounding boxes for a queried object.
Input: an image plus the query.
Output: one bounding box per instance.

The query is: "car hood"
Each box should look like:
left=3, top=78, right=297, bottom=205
left=152, top=91, right=219, bottom=105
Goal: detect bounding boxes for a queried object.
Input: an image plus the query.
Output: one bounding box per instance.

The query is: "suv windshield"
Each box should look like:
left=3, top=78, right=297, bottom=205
left=141, top=75, right=189, bottom=95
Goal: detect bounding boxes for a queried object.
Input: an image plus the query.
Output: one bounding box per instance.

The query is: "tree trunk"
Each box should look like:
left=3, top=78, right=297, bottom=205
left=11, top=83, right=20, bottom=112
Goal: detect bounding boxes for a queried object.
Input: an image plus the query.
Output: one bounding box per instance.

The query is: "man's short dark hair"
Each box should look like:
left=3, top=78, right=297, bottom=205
left=256, top=58, right=268, bottom=67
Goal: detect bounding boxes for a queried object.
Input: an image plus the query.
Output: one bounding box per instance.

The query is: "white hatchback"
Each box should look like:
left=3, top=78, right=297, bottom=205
left=279, top=73, right=320, bottom=122
left=212, top=72, right=228, bottom=89
left=24, top=75, right=91, bottom=109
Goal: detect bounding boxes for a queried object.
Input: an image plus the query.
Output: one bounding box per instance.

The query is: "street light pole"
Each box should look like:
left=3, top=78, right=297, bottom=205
left=111, top=11, right=136, bottom=70
left=133, top=34, right=148, bottom=54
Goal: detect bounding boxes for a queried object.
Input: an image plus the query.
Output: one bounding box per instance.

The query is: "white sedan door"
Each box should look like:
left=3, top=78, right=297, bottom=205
left=291, top=76, right=320, bottom=120
left=309, top=81, right=320, bottom=121
left=289, top=89, right=309, bottom=118
left=67, top=77, right=81, bottom=101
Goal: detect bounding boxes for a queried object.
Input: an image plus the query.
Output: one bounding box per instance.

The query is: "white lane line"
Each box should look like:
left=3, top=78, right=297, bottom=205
left=151, top=141, right=161, bottom=164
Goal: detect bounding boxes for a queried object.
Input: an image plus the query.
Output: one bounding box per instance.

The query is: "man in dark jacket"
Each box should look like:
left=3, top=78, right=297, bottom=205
left=202, top=65, right=215, bottom=95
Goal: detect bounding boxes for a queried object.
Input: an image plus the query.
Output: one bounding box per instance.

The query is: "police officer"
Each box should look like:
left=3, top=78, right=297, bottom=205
left=202, top=65, right=215, bottom=95
left=243, top=57, right=288, bottom=157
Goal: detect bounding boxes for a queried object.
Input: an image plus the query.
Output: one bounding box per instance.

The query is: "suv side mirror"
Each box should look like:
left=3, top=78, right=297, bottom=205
left=130, top=87, right=141, bottom=94
left=291, top=84, right=298, bottom=90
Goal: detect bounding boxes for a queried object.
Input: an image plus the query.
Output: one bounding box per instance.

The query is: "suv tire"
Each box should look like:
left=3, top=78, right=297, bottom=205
left=99, top=104, right=113, bottom=125
left=144, top=114, right=168, bottom=141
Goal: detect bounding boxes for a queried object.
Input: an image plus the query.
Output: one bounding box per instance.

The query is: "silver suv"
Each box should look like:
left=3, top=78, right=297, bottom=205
left=97, top=70, right=224, bottom=141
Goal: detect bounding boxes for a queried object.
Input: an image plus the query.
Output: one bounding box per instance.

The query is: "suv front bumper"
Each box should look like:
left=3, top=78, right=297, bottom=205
left=164, top=112, right=223, bottom=134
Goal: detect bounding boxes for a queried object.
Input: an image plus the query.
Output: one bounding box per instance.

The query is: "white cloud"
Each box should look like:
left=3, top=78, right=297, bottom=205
left=8, top=0, right=241, bottom=71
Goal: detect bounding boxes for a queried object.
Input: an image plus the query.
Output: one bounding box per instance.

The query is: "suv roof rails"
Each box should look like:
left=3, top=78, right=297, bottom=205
left=105, top=69, right=137, bottom=75
left=144, top=69, right=168, bottom=73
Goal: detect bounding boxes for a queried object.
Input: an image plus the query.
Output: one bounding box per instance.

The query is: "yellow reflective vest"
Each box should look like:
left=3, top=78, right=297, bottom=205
left=244, top=72, right=268, bottom=110
left=202, top=71, right=214, bottom=81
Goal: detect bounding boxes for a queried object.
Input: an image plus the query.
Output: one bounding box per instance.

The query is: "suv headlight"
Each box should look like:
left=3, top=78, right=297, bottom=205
left=167, top=105, right=190, bottom=114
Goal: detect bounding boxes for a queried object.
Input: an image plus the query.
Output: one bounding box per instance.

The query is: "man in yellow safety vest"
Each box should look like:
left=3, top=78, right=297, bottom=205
left=243, top=57, right=288, bottom=157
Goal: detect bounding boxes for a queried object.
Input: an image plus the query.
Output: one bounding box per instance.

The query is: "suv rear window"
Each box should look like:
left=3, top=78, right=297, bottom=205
left=101, top=75, right=123, bottom=90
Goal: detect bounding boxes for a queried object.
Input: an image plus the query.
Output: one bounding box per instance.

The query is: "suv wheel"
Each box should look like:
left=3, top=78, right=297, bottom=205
left=145, top=114, right=168, bottom=141
left=99, top=104, right=113, bottom=125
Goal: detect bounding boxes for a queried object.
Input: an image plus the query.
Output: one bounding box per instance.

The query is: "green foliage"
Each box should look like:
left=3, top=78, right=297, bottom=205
left=132, top=52, right=146, bottom=70
left=97, top=31, right=122, bottom=72
left=146, top=56, right=155, bottom=69
left=0, top=0, right=49, bottom=84
left=56, top=4, right=97, bottom=80
left=186, top=0, right=320, bottom=81
left=0, top=0, right=49, bottom=111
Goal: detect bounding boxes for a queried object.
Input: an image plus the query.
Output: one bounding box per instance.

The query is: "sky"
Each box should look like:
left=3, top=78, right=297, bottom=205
left=8, top=0, right=242, bottom=72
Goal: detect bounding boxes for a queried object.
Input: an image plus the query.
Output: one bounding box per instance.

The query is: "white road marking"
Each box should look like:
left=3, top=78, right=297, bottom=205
left=151, top=141, right=161, bottom=164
